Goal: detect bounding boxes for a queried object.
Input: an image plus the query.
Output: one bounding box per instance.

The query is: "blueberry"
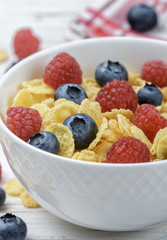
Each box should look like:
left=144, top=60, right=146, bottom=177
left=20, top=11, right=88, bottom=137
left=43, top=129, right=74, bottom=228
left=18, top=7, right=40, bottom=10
left=127, top=4, right=158, bottom=32
left=63, top=113, right=98, bottom=149
left=95, top=60, right=128, bottom=86
left=28, top=131, right=60, bottom=154
left=0, top=213, right=27, bottom=240
left=4, top=61, right=20, bottom=73
left=137, top=83, right=163, bottom=106
left=54, top=83, right=88, bottom=105
left=0, top=187, right=6, bottom=207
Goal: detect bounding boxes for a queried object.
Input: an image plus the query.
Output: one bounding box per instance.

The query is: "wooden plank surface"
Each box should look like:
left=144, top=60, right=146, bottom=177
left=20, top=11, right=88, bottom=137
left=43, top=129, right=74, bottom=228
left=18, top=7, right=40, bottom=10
left=1, top=0, right=167, bottom=239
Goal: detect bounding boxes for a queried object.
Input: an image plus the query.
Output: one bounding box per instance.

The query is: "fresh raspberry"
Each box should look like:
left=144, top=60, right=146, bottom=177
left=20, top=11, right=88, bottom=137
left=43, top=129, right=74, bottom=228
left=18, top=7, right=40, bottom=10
left=14, top=29, right=40, bottom=59
left=134, top=104, right=167, bottom=142
left=43, top=52, right=82, bottom=90
left=141, top=60, right=167, bottom=88
left=6, top=106, right=42, bottom=142
left=95, top=80, right=138, bottom=113
left=106, top=136, right=150, bottom=164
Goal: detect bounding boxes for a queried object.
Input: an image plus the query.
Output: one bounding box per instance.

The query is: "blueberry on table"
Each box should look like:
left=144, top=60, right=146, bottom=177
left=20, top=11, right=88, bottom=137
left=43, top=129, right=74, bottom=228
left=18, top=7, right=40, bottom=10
left=0, top=187, right=6, bottom=207
left=137, top=83, right=163, bottom=106
left=28, top=131, right=60, bottom=154
left=54, top=83, right=88, bottom=105
left=0, top=213, right=27, bottom=240
left=63, top=113, right=98, bottom=149
left=95, top=60, right=128, bottom=87
left=127, top=4, right=158, bottom=32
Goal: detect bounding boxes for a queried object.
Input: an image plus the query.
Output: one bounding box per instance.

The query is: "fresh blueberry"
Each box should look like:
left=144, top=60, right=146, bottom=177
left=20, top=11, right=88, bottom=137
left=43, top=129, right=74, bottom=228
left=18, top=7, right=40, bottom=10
left=137, top=83, right=163, bottom=106
left=54, top=83, right=88, bottom=105
left=0, top=213, right=27, bottom=240
left=28, top=131, right=60, bottom=154
left=0, top=187, right=6, bottom=207
left=127, top=4, right=158, bottom=32
left=63, top=113, right=98, bottom=149
left=4, top=60, right=20, bottom=73
left=95, top=60, right=128, bottom=86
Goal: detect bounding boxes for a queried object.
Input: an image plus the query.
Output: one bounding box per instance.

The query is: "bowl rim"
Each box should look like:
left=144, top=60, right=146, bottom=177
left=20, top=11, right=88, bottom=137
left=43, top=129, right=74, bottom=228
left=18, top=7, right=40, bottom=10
left=1, top=36, right=167, bottom=168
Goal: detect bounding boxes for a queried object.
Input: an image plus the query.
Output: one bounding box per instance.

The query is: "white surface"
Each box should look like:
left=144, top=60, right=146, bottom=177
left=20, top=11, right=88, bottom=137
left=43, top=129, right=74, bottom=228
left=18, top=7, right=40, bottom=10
left=1, top=0, right=167, bottom=239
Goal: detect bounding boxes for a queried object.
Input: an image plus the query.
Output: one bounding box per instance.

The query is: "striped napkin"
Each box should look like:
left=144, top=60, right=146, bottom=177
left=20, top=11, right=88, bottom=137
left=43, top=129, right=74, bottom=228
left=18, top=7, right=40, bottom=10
left=65, top=0, right=167, bottom=41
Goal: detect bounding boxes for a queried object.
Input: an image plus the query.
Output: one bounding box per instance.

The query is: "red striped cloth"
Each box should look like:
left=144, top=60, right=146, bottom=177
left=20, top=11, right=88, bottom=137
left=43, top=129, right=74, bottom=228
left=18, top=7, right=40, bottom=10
left=65, top=0, right=167, bottom=41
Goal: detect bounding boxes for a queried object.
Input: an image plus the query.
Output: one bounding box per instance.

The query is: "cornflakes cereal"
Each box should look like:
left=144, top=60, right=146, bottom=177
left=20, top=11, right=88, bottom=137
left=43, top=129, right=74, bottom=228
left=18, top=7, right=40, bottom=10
left=4, top=178, right=25, bottom=196
left=102, top=109, right=133, bottom=122
left=41, top=98, right=54, bottom=108
left=128, top=72, right=146, bottom=87
left=151, top=127, right=167, bottom=156
left=156, top=135, right=167, bottom=160
left=108, top=119, right=123, bottom=141
left=88, top=117, right=108, bottom=150
left=130, top=126, right=152, bottom=150
left=31, top=103, right=50, bottom=119
left=79, top=98, right=103, bottom=129
left=81, top=78, right=101, bottom=101
left=19, top=191, right=40, bottom=208
left=161, top=87, right=167, bottom=101
left=12, top=89, right=35, bottom=107
left=117, top=114, right=133, bottom=136
left=93, top=140, right=112, bottom=163
left=0, top=49, right=8, bottom=62
left=45, top=123, right=75, bottom=158
left=72, top=149, right=97, bottom=162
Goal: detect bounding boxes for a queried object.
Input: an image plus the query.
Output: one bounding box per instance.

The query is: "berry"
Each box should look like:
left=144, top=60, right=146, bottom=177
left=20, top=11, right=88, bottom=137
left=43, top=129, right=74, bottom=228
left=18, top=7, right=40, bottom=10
left=54, top=83, right=87, bottom=104
left=106, top=137, right=150, bottom=164
left=43, top=52, right=82, bottom=90
left=127, top=4, right=158, bottom=32
left=95, top=79, right=138, bottom=113
left=63, top=113, right=98, bottom=149
left=141, top=60, right=167, bottom=88
left=137, top=83, right=163, bottom=106
left=13, top=28, right=40, bottom=59
left=28, top=132, right=60, bottom=154
left=6, top=106, right=42, bottom=142
left=0, top=213, right=27, bottom=240
left=134, top=104, right=167, bottom=142
left=0, top=187, right=6, bottom=207
left=95, top=60, right=128, bottom=87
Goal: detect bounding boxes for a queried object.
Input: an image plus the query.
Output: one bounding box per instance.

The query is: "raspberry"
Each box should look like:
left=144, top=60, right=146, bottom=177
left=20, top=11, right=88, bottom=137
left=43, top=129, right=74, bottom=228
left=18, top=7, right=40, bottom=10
left=141, top=60, right=167, bottom=88
left=6, top=106, right=42, bottom=142
left=134, top=104, right=167, bottom=142
left=43, top=52, right=82, bottom=90
left=95, top=80, right=138, bottom=113
left=14, top=29, right=40, bottom=59
left=106, top=136, right=150, bottom=164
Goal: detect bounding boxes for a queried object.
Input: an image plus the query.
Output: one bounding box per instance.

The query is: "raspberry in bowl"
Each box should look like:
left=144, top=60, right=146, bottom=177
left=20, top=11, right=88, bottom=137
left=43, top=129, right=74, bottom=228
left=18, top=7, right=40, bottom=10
left=1, top=37, right=167, bottom=231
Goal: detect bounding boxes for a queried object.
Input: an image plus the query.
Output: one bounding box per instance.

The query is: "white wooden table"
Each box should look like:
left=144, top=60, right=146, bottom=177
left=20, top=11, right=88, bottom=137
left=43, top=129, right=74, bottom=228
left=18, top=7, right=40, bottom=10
left=1, top=0, right=167, bottom=239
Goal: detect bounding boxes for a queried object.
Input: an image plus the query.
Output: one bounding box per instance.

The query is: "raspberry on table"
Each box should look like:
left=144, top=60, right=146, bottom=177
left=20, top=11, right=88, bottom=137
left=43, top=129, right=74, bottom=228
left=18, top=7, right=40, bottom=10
left=13, top=28, right=40, bottom=59
left=106, top=136, right=150, bottom=164
left=43, top=52, right=82, bottom=90
left=95, top=79, right=138, bottom=113
left=134, top=104, right=167, bottom=143
left=141, top=60, right=167, bottom=88
left=6, top=106, right=42, bottom=142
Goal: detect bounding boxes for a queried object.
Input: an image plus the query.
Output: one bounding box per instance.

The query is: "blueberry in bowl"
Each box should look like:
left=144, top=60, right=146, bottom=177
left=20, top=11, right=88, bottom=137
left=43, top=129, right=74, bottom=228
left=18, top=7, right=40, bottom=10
left=63, top=113, right=98, bottom=149
left=95, top=60, right=128, bottom=86
left=127, top=4, right=158, bottom=32
left=137, top=83, right=163, bottom=106
left=54, top=83, right=87, bottom=104
left=28, top=131, right=60, bottom=154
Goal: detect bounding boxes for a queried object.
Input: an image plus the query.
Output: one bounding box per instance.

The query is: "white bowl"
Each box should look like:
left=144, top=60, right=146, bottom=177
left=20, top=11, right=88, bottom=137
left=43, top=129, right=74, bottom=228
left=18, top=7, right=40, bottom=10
left=0, top=37, right=167, bottom=231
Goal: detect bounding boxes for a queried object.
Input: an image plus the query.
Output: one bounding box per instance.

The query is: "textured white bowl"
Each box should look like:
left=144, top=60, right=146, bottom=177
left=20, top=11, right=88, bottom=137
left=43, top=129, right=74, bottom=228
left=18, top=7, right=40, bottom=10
left=0, top=37, right=167, bottom=231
